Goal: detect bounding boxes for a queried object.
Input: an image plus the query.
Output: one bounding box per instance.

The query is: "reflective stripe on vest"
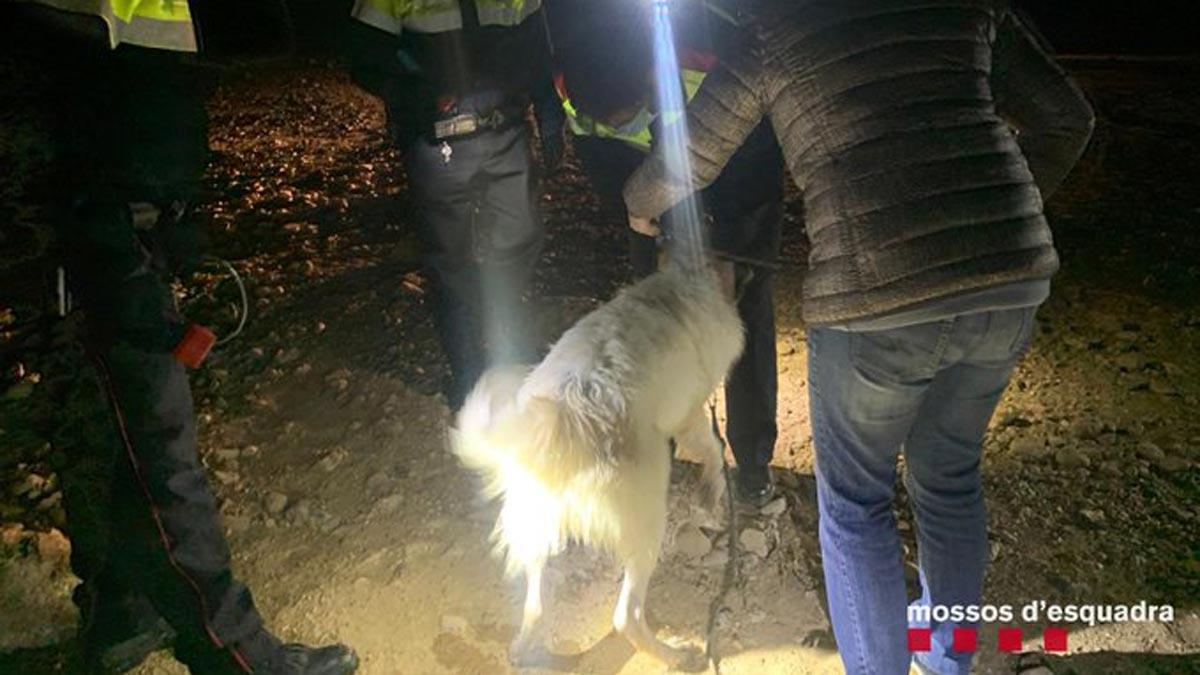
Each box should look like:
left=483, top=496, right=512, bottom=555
left=22, top=0, right=196, bottom=51
left=351, top=0, right=540, bottom=35
left=557, top=67, right=707, bottom=153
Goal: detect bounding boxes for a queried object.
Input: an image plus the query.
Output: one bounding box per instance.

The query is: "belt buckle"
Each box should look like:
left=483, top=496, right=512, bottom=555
left=434, top=113, right=479, bottom=140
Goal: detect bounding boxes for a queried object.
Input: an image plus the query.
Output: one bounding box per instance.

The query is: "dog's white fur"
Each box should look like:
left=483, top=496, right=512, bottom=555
left=450, top=264, right=744, bottom=667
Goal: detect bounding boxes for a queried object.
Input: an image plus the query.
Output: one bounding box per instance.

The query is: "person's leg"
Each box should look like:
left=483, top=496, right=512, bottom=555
left=903, top=307, right=1037, bottom=675
left=807, top=321, right=950, bottom=675
left=724, top=264, right=778, bottom=497
left=406, top=132, right=488, bottom=405
left=477, top=124, right=544, bottom=366
left=702, top=120, right=785, bottom=500
left=53, top=42, right=356, bottom=674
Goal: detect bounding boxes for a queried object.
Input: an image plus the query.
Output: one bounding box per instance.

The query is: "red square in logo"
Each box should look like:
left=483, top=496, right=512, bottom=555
left=952, top=628, right=978, bottom=652
left=908, top=628, right=932, bottom=652
left=1043, top=627, right=1068, bottom=652
left=997, top=627, right=1023, bottom=652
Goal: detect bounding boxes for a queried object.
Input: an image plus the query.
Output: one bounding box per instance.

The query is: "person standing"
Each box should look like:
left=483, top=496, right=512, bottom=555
left=553, top=2, right=786, bottom=505
left=621, top=1, right=1094, bottom=673
left=347, top=0, right=561, bottom=408
left=3, top=2, right=360, bottom=673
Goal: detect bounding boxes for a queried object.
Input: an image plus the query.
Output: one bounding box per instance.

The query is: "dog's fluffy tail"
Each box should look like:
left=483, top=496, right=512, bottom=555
left=450, top=368, right=616, bottom=576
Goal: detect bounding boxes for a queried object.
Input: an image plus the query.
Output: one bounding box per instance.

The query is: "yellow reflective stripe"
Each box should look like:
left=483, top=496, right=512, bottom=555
left=21, top=0, right=195, bottom=50
left=559, top=67, right=706, bottom=152
left=403, top=10, right=461, bottom=32
left=475, top=0, right=540, bottom=27
left=560, top=96, right=651, bottom=151
left=351, top=0, right=403, bottom=33
left=683, top=68, right=706, bottom=100
left=111, top=0, right=190, bottom=23
left=351, top=0, right=538, bottom=33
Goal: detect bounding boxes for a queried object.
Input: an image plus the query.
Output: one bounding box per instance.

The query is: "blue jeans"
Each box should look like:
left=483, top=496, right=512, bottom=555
left=808, top=307, right=1037, bottom=675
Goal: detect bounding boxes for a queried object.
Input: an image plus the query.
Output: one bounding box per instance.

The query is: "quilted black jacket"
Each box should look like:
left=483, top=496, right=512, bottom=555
left=624, top=0, right=1094, bottom=325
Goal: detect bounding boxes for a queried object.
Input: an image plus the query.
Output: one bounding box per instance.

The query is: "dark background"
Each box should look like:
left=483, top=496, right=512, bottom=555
left=281, top=0, right=1199, bottom=56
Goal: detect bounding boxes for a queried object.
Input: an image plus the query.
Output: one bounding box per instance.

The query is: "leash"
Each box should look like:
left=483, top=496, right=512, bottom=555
left=704, top=396, right=738, bottom=673
left=653, top=231, right=804, bottom=272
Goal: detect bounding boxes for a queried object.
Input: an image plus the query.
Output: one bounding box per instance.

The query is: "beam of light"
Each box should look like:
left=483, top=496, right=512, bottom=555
left=651, top=0, right=706, bottom=271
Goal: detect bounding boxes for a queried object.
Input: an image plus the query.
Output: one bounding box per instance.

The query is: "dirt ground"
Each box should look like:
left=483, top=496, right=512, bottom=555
left=2, top=59, right=1200, bottom=674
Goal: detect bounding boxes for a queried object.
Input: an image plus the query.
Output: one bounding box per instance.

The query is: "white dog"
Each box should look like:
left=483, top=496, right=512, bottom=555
left=450, top=263, right=744, bottom=668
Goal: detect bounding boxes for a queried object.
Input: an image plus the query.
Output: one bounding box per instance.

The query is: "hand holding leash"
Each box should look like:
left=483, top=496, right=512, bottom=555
left=629, top=214, right=662, bottom=237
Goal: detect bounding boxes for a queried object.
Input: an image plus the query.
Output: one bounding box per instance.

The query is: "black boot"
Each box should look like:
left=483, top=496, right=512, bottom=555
left=266, top=643, right=360, bottom=675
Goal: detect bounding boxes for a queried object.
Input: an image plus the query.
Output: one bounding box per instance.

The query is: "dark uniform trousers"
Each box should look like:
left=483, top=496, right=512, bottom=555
left=574, top=121, right=784, bottom=490
left=404, top=93, right=543, bottom=404
left=14, top=21, right=278, bottom=673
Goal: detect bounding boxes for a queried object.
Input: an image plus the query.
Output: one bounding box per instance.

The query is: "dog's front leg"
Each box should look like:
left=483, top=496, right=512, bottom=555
left=509, top=561, right=549, bottom=666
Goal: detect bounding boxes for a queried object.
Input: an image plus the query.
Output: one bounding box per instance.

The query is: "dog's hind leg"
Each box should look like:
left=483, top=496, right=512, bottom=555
left=677, top=406, right=727, bottom=513
left=509, top=560, right=548, bottom=666
left=614, top=550, right=705, bottom=670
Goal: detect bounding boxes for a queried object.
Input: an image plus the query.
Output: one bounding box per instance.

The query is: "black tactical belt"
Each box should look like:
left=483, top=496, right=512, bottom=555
left=433, top=106, right=522, bottom=140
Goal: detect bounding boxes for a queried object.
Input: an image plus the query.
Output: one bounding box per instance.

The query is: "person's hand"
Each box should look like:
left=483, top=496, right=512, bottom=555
left=629, top=214, right=661, bottom=237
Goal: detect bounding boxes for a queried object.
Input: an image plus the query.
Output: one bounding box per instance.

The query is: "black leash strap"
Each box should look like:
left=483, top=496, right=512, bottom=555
left=704, top=397, right=739, bottom=673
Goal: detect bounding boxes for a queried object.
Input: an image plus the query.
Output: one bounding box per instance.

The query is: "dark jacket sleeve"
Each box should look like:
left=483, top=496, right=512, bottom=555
left=990, top=10, right=1095, bottom=200
left=623, top=59, right=766, bottom=219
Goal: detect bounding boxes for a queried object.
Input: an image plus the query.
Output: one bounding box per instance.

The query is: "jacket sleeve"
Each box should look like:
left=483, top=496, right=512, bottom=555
left=990, top=10, right=1095, bottom=201
left=623, top=60, right=766, bottom=219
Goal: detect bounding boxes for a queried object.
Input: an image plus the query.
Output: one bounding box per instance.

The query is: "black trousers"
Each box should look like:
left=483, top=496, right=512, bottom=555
left=404, top=110, right=543, bottom=406
left=11, top=16, right=278, bottom=673
left=574, top=122, right=785, bottom=489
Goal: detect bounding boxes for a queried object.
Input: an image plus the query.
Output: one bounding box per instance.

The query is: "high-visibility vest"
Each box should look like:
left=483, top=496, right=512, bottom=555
left=18, top=0, right=196, bottom=52
left=557, top=48, right=714, bottom=152
left=351, top=0, right=541, bottom=35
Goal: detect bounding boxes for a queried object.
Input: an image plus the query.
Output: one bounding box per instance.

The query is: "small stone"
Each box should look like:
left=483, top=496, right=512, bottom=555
left=242, top=445, right=261, bottom=458
left=1080, top=509, right=1105, bottom=525
left=213, top=470, right=239, bottom=486
left=897, top=518, right=912, bottom=532
left=701, top=548, right=730, bottom=568
left=1115, top=352, right=1143, bottom=372
left=224, top=515, right=252, bottom=534
left=1137, top=442, right=1166, bottom=462
left=1127, top=375, right=1151, bottom=391
left=317, top=450, right=345, bottom=472
left=760, top=497, right=787, bottom=517
left=287, top=500, right=312, bottom=522
left=1154, top=455, right=1190, bottom=473
left=365, top=472, right=394, bottom=496
left=264, top=492, right=289, bottom=515
left=1054, top=447, right=1090, bottom=470
left=36, top=528, right=71, bottom=564
left=1149, top=376, right=1177, bottom=396
left=739, top=528, right=769, bottom=558
left=36, top=491, right=62, bottom=512
left=1175, top=611, right=1200, bottom=646
left=1, top=522, right=26, bottom=547
left=1009, top=436, right=1045, bottom=459
left=213, top=448, right=241, bottom=463
left=376, top=494, right=404, bottom=515
left=674, top=524, right=712, bottom=559
left=12, top=473, right=47, bottom=498
left=440, top=615, right=470, bottom=636
left=990, top=541, right=1002, bottom=561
